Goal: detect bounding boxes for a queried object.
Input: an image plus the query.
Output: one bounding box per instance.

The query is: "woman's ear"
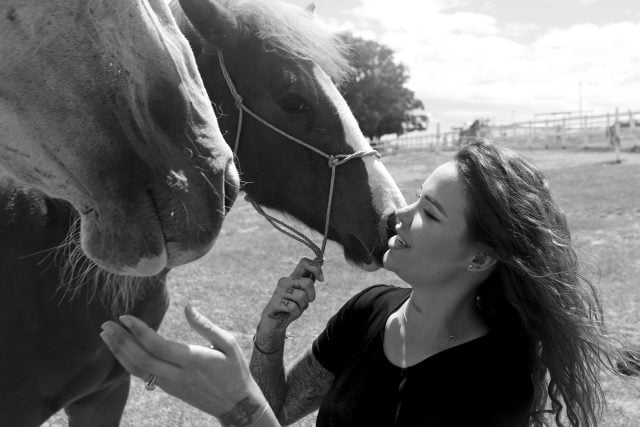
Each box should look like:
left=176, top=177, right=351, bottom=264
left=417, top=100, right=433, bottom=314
left=467, top=251, right=497, bottom=272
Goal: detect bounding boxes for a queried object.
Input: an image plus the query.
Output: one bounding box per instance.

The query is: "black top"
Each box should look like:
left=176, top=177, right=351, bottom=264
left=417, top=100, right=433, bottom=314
left=312, top=285, right=533, bottom=427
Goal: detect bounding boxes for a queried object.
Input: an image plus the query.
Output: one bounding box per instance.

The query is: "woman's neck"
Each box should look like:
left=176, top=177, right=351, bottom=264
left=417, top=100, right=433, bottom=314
left=402, top=287, right=487, bottom=343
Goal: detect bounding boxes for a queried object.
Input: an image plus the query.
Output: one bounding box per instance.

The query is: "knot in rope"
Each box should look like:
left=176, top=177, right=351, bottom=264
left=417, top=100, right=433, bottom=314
left=234, top=95, right=243, bottom=109
left=327, top=155, right=339, bottom=168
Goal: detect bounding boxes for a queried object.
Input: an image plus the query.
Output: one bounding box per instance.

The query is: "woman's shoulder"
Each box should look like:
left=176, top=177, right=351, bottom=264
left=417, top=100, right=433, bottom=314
left=347, top=284, right=410, bottom=312
left=331, top=284, right=409, bottom=329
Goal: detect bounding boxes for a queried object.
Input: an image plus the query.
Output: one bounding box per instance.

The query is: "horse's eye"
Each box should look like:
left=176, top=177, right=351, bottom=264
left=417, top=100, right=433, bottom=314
left=279, top=94, right=310, bottom=114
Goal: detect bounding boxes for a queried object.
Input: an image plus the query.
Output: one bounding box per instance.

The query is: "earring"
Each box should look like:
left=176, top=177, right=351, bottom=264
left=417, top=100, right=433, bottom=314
left=467, top=264, right=474, bottom=271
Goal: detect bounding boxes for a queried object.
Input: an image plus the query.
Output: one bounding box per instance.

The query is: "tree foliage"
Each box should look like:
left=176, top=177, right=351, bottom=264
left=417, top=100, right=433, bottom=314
left=339, top=33, right=425, bottom=139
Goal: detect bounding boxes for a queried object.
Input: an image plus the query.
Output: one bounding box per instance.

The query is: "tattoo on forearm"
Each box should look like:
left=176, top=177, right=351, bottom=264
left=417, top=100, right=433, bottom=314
left=219, top=397, right=261, bottom=427
left=267, top=311, right=290, bottom=325
left=254, top=327, right=286, bottom=355
left=250, top=350, right=287, bottom=418
left=280, top=351, right=334, bottom=424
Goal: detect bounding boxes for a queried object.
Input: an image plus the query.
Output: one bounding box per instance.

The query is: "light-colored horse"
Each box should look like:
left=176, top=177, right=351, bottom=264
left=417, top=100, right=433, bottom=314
left=0, top=1, right=406, bottom=425
left=0, top=0, right=238, bottom=276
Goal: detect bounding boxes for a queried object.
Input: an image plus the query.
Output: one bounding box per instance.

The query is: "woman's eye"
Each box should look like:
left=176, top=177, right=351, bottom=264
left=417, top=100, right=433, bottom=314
left=423, top=209, right=438, bottom=221
left=279, top=94, right=310, bottom=114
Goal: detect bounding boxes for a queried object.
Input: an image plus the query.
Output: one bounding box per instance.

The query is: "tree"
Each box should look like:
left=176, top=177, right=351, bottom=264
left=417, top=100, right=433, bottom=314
left=339, top=33, right=425, bottom=140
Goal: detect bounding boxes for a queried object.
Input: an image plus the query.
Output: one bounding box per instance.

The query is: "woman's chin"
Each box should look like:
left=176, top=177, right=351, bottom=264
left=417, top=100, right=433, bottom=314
left=382, top=250, right=396, bottom=272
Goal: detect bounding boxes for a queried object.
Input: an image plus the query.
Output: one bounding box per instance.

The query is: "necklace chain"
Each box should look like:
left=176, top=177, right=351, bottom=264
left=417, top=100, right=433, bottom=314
left=402, top=302, right=459, bottom=342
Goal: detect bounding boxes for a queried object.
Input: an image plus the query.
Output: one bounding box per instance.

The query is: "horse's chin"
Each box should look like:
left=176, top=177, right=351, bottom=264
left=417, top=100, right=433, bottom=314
left=358, top=261, right=382, bottom=272
left=79, top=211, right=168, bottom=276
left=344, top=234, right=382, bottom=272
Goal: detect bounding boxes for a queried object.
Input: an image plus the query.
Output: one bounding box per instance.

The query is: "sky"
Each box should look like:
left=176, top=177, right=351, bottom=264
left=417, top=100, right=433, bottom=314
left=287, top=0, right=640, bottom=132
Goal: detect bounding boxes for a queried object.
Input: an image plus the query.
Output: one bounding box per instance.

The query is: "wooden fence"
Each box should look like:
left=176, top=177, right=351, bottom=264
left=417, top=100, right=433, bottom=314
left=374, top=108, right=640, bottom=152
left=488, top=108, right=640, bottom=149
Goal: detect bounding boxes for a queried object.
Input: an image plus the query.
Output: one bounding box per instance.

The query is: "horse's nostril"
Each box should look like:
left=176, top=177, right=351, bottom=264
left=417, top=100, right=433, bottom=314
left=223, top=161, right=240, bottom=215
left=385, top=211, right=398, bottom=238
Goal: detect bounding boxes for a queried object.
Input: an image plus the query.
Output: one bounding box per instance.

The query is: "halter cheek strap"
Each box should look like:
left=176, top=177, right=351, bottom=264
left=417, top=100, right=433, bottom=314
left=216, top=49, right=380, bottom=264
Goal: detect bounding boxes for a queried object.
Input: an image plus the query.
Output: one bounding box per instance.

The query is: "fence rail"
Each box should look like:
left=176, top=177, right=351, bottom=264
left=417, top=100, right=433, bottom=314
left=374, top=108, right=640, bottom=152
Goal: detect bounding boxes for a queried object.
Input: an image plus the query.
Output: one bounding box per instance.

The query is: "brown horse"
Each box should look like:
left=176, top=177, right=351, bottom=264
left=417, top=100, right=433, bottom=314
left=0, top=0, right=238, bottom=276
left=0, top=0, right=405, bottom=425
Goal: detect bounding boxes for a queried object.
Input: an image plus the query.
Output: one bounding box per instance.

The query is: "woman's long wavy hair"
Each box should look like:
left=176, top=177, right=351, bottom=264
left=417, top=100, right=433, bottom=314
left=454, top=140, right=627, bottom=426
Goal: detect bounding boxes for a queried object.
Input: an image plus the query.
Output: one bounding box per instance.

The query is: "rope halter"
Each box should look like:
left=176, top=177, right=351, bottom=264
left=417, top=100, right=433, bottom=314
left=215, top=49, right=381, bottom=264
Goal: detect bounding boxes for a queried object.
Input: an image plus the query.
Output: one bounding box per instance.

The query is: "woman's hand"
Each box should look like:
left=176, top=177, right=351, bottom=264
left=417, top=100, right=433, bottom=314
left=100, top=305, right=272, bottom=425
left=258, top=258, right=324, bottom=333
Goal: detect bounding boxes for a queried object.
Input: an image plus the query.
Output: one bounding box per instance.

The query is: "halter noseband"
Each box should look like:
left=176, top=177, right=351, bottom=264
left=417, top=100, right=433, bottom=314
left=216, top=49, right=380, bottom=264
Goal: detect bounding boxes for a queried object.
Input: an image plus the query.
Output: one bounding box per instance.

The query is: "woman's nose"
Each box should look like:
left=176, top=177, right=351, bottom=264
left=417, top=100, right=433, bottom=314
left=395, top=205, right=412, bottom=226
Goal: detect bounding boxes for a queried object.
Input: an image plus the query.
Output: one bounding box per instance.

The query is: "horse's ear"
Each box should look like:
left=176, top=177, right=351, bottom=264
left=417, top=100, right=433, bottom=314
left=179, top=0, right=238, bottom=47
left=304, top=3, right=316, bottom=16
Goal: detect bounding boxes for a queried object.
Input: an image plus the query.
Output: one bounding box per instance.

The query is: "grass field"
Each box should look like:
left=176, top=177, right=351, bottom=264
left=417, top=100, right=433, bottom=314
left=49, top=147, right=640, bottom=426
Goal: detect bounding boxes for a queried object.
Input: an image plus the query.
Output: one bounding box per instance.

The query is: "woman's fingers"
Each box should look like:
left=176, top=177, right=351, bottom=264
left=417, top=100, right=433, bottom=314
left=100, top=321, right=180, bottom=381
left=185, top=305, right=236, bottom=355
left=290, top=257, right=324, bottom=282
left=277, top=277, right=316, bottom=302
left=279, top=295, right=308, bottom=312
left=117, top=315, right=191, bottom=365
left=281, top=289, right=310, bottom=311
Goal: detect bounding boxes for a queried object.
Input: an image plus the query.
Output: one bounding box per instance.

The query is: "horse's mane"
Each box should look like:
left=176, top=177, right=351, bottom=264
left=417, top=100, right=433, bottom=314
left=170, top=0, right=352, bottom=84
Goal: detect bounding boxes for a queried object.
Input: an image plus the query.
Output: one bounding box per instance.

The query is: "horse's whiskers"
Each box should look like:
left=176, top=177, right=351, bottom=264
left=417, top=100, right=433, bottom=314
left=184, top=131, right=204, bottom=158
left=54, top=221, right=147, bottom=314
left=199, top=171, right=222, bottom=199
left=182, top=201, right=190, bottom=227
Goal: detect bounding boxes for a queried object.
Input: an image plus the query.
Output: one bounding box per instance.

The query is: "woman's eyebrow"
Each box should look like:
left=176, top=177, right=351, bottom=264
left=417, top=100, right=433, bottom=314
left=423, top=194, right=448, bottom=218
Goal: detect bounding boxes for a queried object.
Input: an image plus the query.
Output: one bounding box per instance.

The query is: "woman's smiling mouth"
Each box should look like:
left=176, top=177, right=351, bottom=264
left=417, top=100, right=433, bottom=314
left=389, top=234, right=411, bottom=249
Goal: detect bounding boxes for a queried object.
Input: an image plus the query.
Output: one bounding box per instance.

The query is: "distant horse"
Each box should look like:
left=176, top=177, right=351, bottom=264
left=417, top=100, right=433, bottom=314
left=0, top=0, right=237, bottom=276
left=0, top=0, right=405, bottom=425
left=458, top=119, right=490, bottom=146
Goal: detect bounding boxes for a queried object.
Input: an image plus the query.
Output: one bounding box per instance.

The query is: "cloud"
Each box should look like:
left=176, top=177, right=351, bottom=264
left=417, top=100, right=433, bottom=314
left=335, top=0, right=640, bottom=129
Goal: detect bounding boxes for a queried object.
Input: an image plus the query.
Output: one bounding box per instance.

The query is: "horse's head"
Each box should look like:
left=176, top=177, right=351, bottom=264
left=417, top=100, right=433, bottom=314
left=0, top=0, right=238, bottom=276
left=174, top=0, right=406, bottom=270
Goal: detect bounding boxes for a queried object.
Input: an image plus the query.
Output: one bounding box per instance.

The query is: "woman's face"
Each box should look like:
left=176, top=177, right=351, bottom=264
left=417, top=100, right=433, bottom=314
left=384, top=161, right=477, bottom=286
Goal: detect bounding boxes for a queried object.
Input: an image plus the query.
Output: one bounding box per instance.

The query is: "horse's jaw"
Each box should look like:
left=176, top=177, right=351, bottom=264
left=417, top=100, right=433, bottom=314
left=344, top=234, right=383, bottom=272
left=358, top=261, right=382, bottom=272
left=344, top=256, right=382, bottom=272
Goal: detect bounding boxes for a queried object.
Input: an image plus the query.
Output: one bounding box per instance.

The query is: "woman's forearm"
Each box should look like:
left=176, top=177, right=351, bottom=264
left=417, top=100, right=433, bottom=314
left=250, top=258, right=326, bottom=425
left=250, top=325, right=288, bottom=421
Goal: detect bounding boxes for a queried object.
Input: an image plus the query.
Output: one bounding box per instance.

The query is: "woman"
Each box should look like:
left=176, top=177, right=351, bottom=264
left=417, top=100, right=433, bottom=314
left=101, top=141, right=628, bottom=426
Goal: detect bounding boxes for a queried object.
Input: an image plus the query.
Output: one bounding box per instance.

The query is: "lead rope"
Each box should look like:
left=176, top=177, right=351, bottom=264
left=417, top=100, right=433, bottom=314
left=216, top=49, right=380, bottom=264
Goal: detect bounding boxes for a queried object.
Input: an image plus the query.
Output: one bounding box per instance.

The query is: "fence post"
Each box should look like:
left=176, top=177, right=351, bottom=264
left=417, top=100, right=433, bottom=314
left=629, top=110, right=634, bottom=128
left=583, top=114, right=589, bottom=145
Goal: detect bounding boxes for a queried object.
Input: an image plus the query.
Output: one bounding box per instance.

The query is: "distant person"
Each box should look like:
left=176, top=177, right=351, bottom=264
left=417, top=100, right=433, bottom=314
left=605, top=122, right=622, bottom=163
left=101, top=140, right=632, bottom=427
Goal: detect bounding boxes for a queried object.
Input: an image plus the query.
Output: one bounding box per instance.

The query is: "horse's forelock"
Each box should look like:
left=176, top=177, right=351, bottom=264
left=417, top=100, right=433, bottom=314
left=171, top=0, right=352, bottom=85
left=232, top=0, right=352, bottom=84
